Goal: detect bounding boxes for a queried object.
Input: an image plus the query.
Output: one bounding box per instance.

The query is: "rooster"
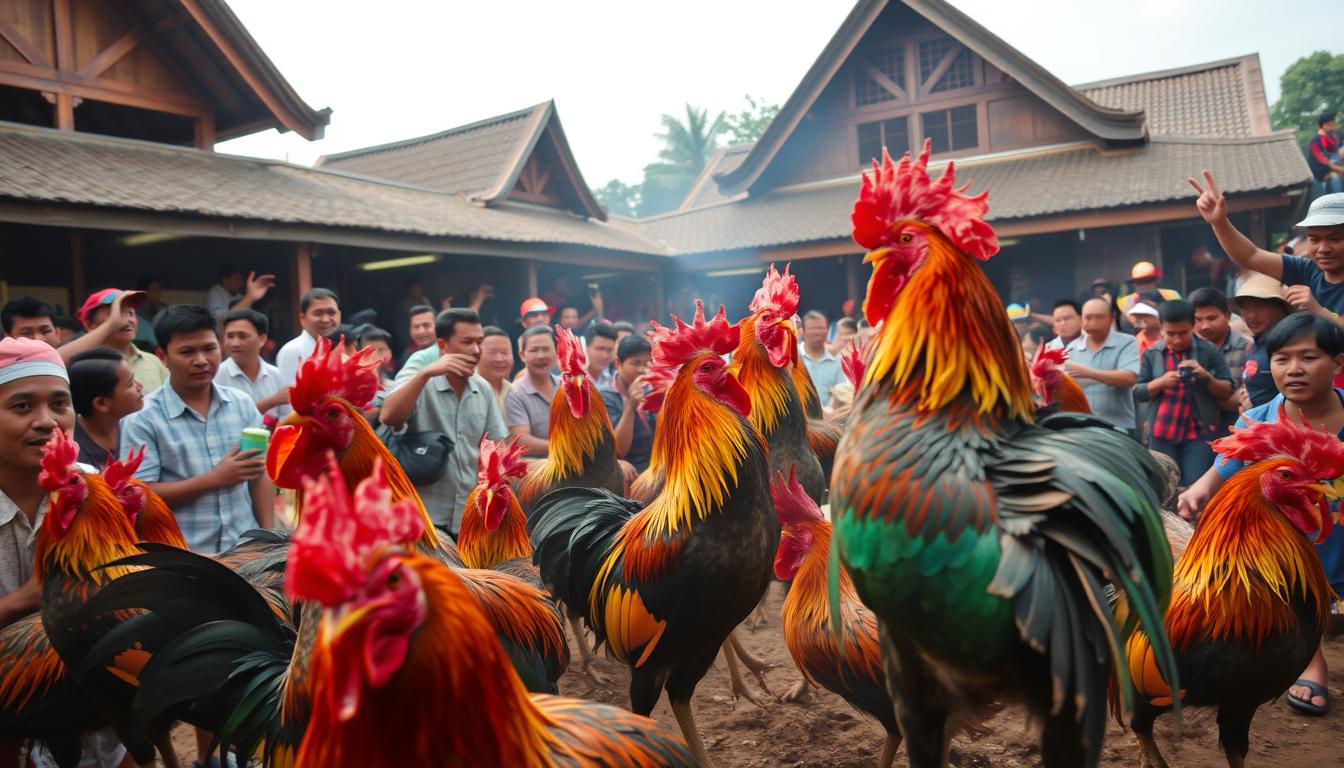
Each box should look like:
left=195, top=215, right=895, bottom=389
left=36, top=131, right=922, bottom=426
left=1124, top=412, right=1341, bottom=768
left=266, top=337, right=454, bottom=561
left=830, top=142, right=1179, bottom=768
left=531, top=301, right=774, bottom=768
left=104, top=446, right=188, bottom=550
left=460, top=434, right=533, bottom=573
left=286, top=459, right=694, bottom=766
left=1030, top=345, right=1090, bottom=415
left=517, top=325, right=625, bottom=509
left=773, top=468, right=900, bottom=768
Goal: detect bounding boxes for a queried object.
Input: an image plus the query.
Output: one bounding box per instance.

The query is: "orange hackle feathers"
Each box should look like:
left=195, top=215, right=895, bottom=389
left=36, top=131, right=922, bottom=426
left=1212, top=407, right=1344, bottom=481
left=35, top=433, right=138, bottom=582
left=289, top=337, right=382, bottom=415
left=851, top=140, right=997, bottom=261
left=646, top=301, right=740, bottom=380
left=460, top=436, right=531, bottom=570
left=1030, top=345, right=1090, bottom=413
left=749, top=263, right=800, bottom=318
left=555, top=325, right=587, bottom=378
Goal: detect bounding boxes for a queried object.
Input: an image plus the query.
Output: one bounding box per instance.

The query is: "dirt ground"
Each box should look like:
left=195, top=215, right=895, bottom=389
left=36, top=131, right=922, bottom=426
left=171, top=585, right=1344, bottom=766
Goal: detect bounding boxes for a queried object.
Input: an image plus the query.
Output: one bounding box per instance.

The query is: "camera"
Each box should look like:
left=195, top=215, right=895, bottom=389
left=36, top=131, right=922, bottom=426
left=1178, top=367, right=1194, bottom=382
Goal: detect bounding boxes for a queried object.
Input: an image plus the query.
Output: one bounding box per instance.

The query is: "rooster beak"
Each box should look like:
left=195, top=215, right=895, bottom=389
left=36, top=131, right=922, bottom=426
left=862, top=247, right=889, bottom=265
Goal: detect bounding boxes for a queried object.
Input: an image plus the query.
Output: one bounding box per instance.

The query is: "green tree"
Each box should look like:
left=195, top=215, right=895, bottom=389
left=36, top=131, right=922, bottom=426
left=1271, top=51, right=1344, bottom=145
left=723, top=95, right=780, bottom=144
left=592, top=179, right=642, bottom=218
left=638, top=104, right=724, bottom=216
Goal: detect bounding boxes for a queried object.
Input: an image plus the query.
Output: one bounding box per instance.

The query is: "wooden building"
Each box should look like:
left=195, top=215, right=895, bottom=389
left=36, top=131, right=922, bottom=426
left=0, top=0, right=1311, bottom=338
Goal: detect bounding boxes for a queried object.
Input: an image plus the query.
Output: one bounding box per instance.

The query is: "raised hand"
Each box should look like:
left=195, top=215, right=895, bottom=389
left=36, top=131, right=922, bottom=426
left=1187, top=169, right=1228, bottom=224
left=245, top=272, right=276, bottom=302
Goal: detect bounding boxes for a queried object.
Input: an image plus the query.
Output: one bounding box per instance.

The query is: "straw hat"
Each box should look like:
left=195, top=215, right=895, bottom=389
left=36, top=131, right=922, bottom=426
left=1229, top=272, right=1290, bottom=313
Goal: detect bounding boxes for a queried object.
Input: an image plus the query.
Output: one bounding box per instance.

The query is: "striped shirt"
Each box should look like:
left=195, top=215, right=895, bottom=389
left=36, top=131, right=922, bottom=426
left=120, top=382, right=263, bottom=554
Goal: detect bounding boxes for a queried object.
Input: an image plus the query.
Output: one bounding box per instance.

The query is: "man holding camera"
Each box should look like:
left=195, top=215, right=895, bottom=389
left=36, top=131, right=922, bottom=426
left=1134, top=299, right=1234, bottom=486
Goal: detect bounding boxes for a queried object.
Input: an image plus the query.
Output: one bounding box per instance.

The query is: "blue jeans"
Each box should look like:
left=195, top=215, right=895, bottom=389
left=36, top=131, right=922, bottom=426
left=1149, top=436, right=1215, bottom=487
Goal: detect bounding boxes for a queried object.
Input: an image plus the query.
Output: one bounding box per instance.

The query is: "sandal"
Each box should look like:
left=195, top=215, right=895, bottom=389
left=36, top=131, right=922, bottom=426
left=1286, top=678, right=1329, bottom=716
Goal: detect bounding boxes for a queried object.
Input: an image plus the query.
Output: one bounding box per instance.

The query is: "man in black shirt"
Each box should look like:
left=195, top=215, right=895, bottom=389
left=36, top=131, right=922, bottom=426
left=1230, top=273, right=1290, bottom=408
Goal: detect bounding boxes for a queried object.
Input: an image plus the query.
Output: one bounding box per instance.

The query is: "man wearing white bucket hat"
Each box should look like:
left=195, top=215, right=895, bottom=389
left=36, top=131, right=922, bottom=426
left=1191, top=171, right=1344, bottom=322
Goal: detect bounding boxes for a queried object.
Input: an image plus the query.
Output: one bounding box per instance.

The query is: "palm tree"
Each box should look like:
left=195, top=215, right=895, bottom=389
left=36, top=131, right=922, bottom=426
left=639, top=104, right=724, bottom=215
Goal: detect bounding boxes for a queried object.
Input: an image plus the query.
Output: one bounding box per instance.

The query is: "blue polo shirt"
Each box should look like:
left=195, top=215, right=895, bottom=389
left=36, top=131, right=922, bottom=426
left=1242, top=338, right=1277, bottom=408
left=1283, top=254, right=1344, bottom=314
left=1216, top=390, right=1344, bottom=591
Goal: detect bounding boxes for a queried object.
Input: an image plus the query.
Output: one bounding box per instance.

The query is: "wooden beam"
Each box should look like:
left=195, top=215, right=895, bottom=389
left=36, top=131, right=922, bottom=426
left=54, top=92, right=74, bottom=130
left=77, top=30, right=142, bottom=79
left=0, top=60, right=210, bottom=117
left=52, top=0, right=74, bottom=72
left=195, top=112, right=216, bottom=149
left=69, top=231, right=85, bottom=312
left=0, top=19, right=48, bottom=68
left=845, top=254, right=860, bottom=308
left=526, top=260, right=539, bottom=298
left=292, top=242, right=313, bottom=306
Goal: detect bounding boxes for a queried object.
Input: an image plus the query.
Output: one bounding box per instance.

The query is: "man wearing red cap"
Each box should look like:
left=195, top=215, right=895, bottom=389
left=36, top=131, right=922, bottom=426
left=61, top=288, right=168, bottom=394
left=1117, top=261, right=1181, bottom=316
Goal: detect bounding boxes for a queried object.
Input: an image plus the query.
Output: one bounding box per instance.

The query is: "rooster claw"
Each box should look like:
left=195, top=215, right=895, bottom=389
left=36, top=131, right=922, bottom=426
left=582, top=662, right=613, bottom=686
left=730, top=675, right=768, bottom=708
left=779, top=678, right=811, bottom=703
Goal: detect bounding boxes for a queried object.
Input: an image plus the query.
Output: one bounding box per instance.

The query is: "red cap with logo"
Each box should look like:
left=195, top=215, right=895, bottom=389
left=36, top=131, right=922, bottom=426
left=77, top=289, right=145, bottom=326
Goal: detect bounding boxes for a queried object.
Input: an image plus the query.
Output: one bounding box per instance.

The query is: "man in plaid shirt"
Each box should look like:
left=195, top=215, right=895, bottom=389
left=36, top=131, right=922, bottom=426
left=1190, top=287, right=1252, bottom=437
left=1135, top=300, right=1235, bottom=486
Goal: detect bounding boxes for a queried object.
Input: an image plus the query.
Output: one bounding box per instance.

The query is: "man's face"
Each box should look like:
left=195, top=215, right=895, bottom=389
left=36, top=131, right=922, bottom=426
left=559, top=308, right=580, bottom=330
left=1051, top=306, right=1081, bottom=341
left=1324, top=120, right=1338, bottom=134
left=521, top=311, right=549, bottom=329
left=1130, top=313, right=1159, bottom=334
left=478, top=335, right=513, bottom=381
left=103, top=361, right=144, bottom=419
left=8, top=315, right=57, bottom=347
left=1271, top=335, right=1343, bottom=404
left=143, top=282, right=162, bottom=304
left=300, top=298, right=341, bottom=338
left=438, top=322, right=484, bottom=368
left=222, top=272, right=245, bottom=294
left=1160, top=321, right=1194, bottom=353
left=1306, top=226, right=1344, bottom=274
left=1238, top=297, right=1288, bottom=337
left=802, top=318, right=828, bottom=347
left=222, top=320, right=264, bottom=364
left=87, top=304, right=138, bottom=345
left=587, top=336, right=615, bottom=374
left=522, top=333, right=556, bottom=373
left=408, top=311, right=436, bottom=350
left=0, top=376, right=73, bottom=470
left=159, top=328, right=221, bottom=390
left=618, top=352, right=650, bottom=386
left=1193, top=306, right=1230, bottom=344
left=1081, top=299, right=1112, bottom=337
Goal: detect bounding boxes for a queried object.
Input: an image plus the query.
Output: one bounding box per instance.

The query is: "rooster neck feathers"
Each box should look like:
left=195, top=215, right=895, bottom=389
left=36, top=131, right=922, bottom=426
left=865, top=233, right=1033, bottom=420
left=732, top=314, right=796, bottom=438
left=536, top=379, right=612, bottom=485
left=1166, top=462, right=1335, bottom=649
left=459, top=488, right=530, bottom=570
left=35, top=474, right=139, bottom=583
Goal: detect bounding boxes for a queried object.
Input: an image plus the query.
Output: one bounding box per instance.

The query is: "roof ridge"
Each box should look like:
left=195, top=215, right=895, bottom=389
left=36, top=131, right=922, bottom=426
left=316, top=101, right=550, bottom=165
left=1072, top=54, right=1257, bottom=91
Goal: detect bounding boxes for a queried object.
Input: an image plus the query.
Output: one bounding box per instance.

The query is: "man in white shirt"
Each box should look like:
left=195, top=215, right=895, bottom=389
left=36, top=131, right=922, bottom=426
left=205, top=266, right=275, bottom=319
left=799, top=310, right=844, bottom=409
left=216, top=309, right=289, bottom=418
left=277, top=288, right=341, bottom=387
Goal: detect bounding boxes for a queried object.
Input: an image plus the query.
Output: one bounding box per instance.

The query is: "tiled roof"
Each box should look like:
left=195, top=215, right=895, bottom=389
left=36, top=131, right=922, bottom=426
left=316, top=103, right=543, bottom=196
left=1076, top=55, right=1272, bottom=138
left=678, top=145, right=752, bottom=210
left=0, top=122, right=661, bottom=255
left=638, top=134, right=1310, bottom=255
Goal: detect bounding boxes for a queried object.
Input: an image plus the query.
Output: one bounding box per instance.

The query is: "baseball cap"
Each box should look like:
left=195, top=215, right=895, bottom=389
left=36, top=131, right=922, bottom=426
left=1296, top=193, right=1344, bottom=228
left=0, top=336, right=67, bottom=387
left=1006, top=303, right=1030, bottom=321
left=1130, top=261, right=1162, bottom=281
left=518, top=297, right=553, bottom=319
left=1127, top=302, right=1159, bottom=318
left=1229, top=272, right=1290, bottom=313
left=77, top=288, right=145, bottom=325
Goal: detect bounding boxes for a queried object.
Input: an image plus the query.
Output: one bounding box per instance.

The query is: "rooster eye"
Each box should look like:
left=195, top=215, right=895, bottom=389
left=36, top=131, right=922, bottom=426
left=325, top=408, right=339, bottom=421
left=898, top=232, right=914, bottom=244
left=386, top=569, right=402, bottom=588
left=1278, top=469, right=1293, bottom=480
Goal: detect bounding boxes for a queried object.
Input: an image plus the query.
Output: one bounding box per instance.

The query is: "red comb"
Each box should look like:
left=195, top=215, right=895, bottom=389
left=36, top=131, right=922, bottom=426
left=477, top=434, right=527, bottom=488
left=290, top=337, right=382, bottom=415
left=286, top=454, right=424, bottom=607
left=770, top=467, right=822, bottom=527
left=1212, top=407, right=1344, bottom=480
left=647, top=301, right=739, bottom=380
left=102, top=445, right=145, bottom=490
left=749, top=263, right=800, bottom=318
left=1030, top=346, right=1068, bottom=378
left=555, top=325, right=587, bottom=378
left=38, top=430, right=79, bottom=492
left=841, top=340, right=866, bottom=390
left=851, top=140, right=998, bottom=261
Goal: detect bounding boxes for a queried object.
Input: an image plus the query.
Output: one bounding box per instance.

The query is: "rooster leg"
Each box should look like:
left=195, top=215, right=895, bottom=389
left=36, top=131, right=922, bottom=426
left=728, top=631, right=772, bottom=678
left=877, top=731, right=902, bottom=768
left=567, top=612, right=612, bottom=685
left=880, top=622, right=951, bottom=768
left=779, top=677, right=811, bottom=703
left=721, top=641, right=765, bottom=707
left=1215, top=705, right=1253, bottom=768
left=154, top=730, right=183, bottom=768
left=1130, top=705, right=1169, bottom=768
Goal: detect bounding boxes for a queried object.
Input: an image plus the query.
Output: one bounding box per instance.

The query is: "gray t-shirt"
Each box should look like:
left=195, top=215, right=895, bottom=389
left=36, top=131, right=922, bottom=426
left=1063, top=331, right=1141, bottom=430
left=504, top=373, right=560, bottom=439
left=0, top=490, right=45, bottom=597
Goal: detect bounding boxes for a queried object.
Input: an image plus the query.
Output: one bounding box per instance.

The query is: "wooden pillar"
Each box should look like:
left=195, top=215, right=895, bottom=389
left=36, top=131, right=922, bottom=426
left=525, top=260, right=539, bottom=298
left=194, top=113, right=216, bottom=150
left=52, top=0, right=74, bottom=131
left=69, top=231, right=84, bottom=314
left=845, top=254, right=860, bottom=310
left=291, top=242, right=313, bottom=316
left=653, top=269, right=666, bottom=322
left=1248, top=209, right=1267, bottom=248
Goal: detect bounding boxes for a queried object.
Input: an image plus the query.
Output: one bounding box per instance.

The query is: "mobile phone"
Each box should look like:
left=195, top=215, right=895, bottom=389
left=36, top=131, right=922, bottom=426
left=588, top=283, right=600, bottom=297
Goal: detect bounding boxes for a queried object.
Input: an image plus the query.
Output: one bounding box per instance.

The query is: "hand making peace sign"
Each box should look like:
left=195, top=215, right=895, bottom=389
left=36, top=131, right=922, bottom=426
left=1187, top=169, right=1228, bottom=225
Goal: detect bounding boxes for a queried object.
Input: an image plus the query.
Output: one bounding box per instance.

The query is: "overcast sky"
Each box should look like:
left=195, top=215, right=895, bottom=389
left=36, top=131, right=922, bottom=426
left=218, top=0, right=1338, bottom=186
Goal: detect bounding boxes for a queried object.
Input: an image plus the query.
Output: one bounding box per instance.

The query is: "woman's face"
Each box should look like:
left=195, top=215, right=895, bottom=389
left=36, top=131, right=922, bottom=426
left=1270, top=335, right=1344, bottom=404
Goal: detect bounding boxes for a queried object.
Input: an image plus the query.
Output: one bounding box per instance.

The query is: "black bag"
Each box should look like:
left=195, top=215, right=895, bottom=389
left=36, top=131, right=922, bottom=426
left=383, top=430, right=454, bottom=485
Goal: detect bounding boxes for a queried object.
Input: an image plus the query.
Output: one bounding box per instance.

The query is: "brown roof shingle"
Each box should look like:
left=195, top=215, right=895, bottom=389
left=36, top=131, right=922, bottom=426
left=0, top=122, right=660, bottom=255
left=639, top=135, right=1310, bottom=255
left=1076, top=55, right=1273, bottom=138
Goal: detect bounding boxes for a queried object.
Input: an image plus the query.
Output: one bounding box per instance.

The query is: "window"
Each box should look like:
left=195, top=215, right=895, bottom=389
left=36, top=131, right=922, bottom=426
left=917, top=38, right=954, bottom=83
left=931, top=49, right=975, bottom=92
left=854, top=47, right=905, bottom=107
left=921, top=105, right=977, bottom=153
left=857, top=117, right=909, bottom=165
left=918, top=38, right=975, bottom=94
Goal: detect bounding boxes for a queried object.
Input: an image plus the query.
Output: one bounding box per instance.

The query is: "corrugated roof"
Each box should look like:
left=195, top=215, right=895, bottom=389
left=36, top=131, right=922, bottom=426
left=0, top=122, right=659, bottom=254
left=1076, top=55, right=1272, bottom=138
left=317, top=103, right=543, bottom=196
left=639, top=135, right=1310, bottom=255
